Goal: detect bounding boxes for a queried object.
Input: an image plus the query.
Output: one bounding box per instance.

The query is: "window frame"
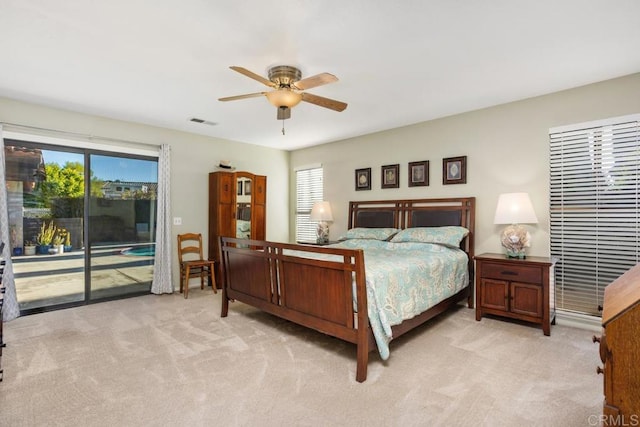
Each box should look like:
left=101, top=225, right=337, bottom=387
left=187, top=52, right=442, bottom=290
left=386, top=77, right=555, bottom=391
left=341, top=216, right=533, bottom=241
left=295, top=165, right=323, bottom=243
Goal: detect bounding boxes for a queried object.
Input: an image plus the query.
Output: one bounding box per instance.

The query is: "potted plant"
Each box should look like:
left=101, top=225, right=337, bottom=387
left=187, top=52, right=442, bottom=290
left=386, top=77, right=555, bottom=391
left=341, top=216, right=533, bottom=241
left=36, top=221, right=56, bottom=254
left=51, top=234, right=64, bottom=255
left=60, top=228, right=72, bottom=252
left=24, top=240, right=36, bottom=256
left=10, top=225, right=19, bottom=255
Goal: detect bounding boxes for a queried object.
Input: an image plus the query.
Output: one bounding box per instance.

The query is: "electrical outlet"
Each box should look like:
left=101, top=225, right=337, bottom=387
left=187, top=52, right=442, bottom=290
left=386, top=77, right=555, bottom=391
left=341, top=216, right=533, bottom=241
left=173, top=217, right=182, bottom=225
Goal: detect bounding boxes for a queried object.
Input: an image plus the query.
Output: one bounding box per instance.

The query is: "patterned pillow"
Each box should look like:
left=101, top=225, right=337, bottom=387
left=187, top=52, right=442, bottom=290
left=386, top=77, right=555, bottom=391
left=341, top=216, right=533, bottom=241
left=338, top=227, right=400, bottom=241
left=389, top=226, right=469, bottom=247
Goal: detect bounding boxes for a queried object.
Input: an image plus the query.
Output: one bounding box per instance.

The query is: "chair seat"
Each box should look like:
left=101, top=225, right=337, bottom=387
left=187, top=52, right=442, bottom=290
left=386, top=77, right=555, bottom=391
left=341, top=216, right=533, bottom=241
left=182, top=259, right=213, bottom=269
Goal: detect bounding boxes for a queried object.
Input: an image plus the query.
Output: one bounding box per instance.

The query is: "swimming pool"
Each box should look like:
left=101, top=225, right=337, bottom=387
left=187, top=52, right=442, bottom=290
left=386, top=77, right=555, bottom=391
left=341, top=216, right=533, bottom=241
left=121, top=245, right=155, bottom=257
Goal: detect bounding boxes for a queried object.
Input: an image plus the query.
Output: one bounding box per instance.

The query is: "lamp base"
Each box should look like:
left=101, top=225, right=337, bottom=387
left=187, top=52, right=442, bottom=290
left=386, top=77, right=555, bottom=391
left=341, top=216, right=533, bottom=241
left=505, top=249, right=527, bottom=259
left=500, top=224, right=531, bottom=260
left=316, top=222, right=330, bottom=244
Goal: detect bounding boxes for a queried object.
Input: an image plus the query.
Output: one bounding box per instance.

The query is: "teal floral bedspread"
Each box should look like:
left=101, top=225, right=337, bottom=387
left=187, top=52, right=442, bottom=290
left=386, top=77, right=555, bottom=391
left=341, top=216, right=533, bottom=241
left=331, top=239, right=469, bottom=360
left=286, top=239, right=469, bottom=360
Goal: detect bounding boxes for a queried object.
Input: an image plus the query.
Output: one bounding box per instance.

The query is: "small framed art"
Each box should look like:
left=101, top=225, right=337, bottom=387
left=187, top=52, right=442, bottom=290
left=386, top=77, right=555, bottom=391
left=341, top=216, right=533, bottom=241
left=237, top=181, right=243, bottom=196
left=408, top=160, right=429, bottom=187
left=244, top=180, right=252, bottom=195
left=443, top=156, right=467, bottom=185
left=355, top=168, right=371, bottom=191
left=381, top=164, right=400, bottom=189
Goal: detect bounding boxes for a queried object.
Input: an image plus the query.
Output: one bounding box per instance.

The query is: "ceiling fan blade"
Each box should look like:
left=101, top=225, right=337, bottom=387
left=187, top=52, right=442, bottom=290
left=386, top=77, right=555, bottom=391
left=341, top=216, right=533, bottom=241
left=229, top=66, right=275, bottom=87
left=301, top=92, right=348, bottom=112
left=293, top=73, right=338, bottom=90
left=218, top=92, right=266, bottom=102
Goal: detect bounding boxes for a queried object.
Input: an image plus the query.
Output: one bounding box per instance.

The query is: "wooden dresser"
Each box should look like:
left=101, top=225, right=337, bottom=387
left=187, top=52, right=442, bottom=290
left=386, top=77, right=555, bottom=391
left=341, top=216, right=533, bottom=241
left=208, top=171, right=266, bottom=285
left=595, top=263, right=640, bottom=424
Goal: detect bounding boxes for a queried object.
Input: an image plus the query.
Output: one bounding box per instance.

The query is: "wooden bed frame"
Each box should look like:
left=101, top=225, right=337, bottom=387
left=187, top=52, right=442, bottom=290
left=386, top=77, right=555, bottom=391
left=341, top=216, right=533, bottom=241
left=220, top=197, right=475, bottom=382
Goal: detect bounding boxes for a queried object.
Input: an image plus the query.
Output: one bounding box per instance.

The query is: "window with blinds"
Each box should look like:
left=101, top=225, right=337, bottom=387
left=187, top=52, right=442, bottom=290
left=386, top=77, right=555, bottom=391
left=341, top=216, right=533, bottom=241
left=295, top=166, right=323, bottom=243
left=549, top=114, right=640, bottom=316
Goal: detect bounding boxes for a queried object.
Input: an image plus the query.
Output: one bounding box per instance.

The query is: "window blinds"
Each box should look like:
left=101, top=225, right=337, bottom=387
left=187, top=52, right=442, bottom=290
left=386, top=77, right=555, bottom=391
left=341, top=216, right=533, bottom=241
left=549, top=114, right=640, bottom=316
left=295, top=166, right=323, bottom=243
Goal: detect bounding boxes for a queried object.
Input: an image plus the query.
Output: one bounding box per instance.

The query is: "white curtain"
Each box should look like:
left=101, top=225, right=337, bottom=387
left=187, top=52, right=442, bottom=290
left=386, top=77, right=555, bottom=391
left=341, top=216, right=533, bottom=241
left=151, top=144, right=173, bottom=294
left=0, top=125, right=20, bottom=321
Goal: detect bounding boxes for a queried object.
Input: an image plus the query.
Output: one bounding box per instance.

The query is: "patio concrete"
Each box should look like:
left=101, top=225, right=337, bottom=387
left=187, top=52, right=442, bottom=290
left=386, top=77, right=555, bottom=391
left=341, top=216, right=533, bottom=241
left=12, top=246, right=155, bottom=310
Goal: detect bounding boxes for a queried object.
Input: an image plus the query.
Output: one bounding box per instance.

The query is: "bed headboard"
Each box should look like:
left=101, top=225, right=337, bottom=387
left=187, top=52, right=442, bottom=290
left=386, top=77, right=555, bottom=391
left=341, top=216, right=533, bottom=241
left=351, top=207, right=399, bottom=228
left=348, top=197, right=476, bottom=257
left=349, top=198, right=474, bottom=229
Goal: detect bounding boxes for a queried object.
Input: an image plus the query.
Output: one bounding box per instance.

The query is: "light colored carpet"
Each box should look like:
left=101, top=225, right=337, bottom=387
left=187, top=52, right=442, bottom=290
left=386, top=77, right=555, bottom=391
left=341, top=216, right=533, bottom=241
left=1, top=290, right=602, bottom=426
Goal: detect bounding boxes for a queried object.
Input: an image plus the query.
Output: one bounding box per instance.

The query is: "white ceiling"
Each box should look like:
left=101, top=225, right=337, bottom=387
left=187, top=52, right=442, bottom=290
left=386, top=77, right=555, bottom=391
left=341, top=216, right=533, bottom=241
left=1, top=1, right=640, bottom=151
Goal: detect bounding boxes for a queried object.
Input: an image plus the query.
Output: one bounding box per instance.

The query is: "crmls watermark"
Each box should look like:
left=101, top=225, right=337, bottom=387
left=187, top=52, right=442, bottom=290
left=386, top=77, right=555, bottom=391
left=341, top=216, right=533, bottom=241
left=588, top=414, right=640, bottom=426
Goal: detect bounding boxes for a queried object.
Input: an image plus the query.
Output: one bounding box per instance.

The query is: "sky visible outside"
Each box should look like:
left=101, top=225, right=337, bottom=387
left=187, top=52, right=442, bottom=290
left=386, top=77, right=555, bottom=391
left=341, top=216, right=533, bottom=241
left=43, top=150, right=158, bottom=183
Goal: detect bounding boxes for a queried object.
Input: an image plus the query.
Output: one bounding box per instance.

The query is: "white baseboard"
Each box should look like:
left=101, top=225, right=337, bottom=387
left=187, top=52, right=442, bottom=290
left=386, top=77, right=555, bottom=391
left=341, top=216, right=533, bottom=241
left=555, top=309, right=602, bottom=332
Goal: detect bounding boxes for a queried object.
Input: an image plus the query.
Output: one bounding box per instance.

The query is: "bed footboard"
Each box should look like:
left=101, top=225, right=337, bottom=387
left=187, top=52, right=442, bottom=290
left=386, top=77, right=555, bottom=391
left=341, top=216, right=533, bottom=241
left=220, top=237, right=372, bottom=382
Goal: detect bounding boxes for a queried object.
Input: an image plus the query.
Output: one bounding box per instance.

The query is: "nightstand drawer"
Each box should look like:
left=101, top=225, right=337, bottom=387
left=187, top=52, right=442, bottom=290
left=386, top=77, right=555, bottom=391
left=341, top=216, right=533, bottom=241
left=481, top=262, right=542, bottom=284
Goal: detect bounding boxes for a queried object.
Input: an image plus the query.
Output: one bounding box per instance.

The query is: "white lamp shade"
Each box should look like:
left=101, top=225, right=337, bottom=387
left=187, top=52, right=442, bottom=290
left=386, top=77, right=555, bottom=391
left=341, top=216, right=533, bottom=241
left=493, top=192, right=538, bottom=225
left=310, top=201, right=333, bottom=222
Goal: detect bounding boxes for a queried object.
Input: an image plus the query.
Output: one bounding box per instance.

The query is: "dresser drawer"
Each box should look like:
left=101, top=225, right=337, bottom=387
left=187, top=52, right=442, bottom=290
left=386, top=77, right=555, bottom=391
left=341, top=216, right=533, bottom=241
left=481, top=262, right=542, bottom=284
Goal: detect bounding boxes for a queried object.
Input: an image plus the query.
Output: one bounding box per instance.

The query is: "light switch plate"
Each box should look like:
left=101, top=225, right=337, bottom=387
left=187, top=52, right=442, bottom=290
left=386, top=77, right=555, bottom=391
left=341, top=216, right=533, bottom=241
left=173, top=217, right=182, bottom=225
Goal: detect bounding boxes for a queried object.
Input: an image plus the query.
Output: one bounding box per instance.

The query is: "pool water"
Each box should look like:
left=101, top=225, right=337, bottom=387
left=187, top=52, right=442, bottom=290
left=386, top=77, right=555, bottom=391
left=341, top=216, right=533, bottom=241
left=121, top=246, right=155, bottom=257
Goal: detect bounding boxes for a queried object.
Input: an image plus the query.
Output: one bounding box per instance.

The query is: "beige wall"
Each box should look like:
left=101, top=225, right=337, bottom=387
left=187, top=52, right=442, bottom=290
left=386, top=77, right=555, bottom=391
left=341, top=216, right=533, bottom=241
left=290, top=72, right=640, bottom=257
left=0, top=96, right=290, bottom=286
left=2, top=71, right=639, bottom=274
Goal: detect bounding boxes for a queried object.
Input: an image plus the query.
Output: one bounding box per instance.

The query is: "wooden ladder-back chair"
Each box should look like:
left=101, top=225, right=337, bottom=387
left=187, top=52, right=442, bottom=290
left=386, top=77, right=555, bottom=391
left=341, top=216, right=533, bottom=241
left=177, top=233, right=216, bottom=299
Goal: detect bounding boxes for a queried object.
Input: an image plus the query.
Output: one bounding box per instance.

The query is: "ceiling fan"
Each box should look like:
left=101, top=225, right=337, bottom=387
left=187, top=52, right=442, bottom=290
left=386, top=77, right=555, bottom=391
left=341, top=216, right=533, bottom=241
left=219, top=65, right=348, bottom=120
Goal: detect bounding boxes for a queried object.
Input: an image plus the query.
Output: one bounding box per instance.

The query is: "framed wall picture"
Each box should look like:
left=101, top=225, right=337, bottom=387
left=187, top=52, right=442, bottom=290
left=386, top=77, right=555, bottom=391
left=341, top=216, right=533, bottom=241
left=355, top=168, right=371, bottom=191
left=408, top=160, right=429, bottom=187
left=237, top=181, right=243, bottom=196
left=381, top=164, right=400, bottom=189
left=443, top=156, right=467, bottom=185
left=244, top=180, right=252, bottom=195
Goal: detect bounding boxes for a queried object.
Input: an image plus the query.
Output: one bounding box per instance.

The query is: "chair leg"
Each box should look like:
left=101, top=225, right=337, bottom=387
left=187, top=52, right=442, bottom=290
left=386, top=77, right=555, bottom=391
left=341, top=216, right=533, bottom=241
left=184, top=265, right=190, bottom=299
left=210, top=265, right=217, bottom=294
left=200, top=270, right=205, bottom=290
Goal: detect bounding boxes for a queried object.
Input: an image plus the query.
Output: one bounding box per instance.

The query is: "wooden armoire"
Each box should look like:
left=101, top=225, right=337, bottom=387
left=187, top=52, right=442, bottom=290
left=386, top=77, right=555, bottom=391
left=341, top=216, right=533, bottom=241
left=208, top=171, right=266, bottom=284
left=595, top=263, right=640, bottom=424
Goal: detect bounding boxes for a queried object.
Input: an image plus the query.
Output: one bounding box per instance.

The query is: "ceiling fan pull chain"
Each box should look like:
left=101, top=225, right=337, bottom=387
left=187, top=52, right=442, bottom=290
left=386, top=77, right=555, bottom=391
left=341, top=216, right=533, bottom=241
left=282, top=119, right=285, bottom=135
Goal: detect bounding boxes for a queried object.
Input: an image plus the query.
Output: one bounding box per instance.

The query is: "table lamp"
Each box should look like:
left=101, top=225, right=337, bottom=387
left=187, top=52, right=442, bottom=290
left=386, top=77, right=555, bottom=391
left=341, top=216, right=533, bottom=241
left=310, top=201, right=333, bottom=244
left=493, top=192, right=538, bottom=258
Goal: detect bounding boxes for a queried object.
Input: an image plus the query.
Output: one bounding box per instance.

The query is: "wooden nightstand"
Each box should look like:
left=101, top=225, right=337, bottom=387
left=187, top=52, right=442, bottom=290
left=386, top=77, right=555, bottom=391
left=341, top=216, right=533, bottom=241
left=475, top=253, right=555, bottom=335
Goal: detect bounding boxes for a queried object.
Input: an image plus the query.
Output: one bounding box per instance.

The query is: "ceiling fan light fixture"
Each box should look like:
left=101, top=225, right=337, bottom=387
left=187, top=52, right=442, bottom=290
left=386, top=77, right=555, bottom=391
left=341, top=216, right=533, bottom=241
left=220, top=65, right=347, bottom=127
left=266, top=88, right=302, bottom=108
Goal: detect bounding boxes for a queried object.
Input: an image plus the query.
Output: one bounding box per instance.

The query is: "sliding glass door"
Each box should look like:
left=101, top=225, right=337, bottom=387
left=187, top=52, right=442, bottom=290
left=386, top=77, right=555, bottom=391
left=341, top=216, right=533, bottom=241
left=5, top=140, right=158, bottom=313
left=88, top=153, right=158, bottom=300
left=7, top=144, right=86, bottom=310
